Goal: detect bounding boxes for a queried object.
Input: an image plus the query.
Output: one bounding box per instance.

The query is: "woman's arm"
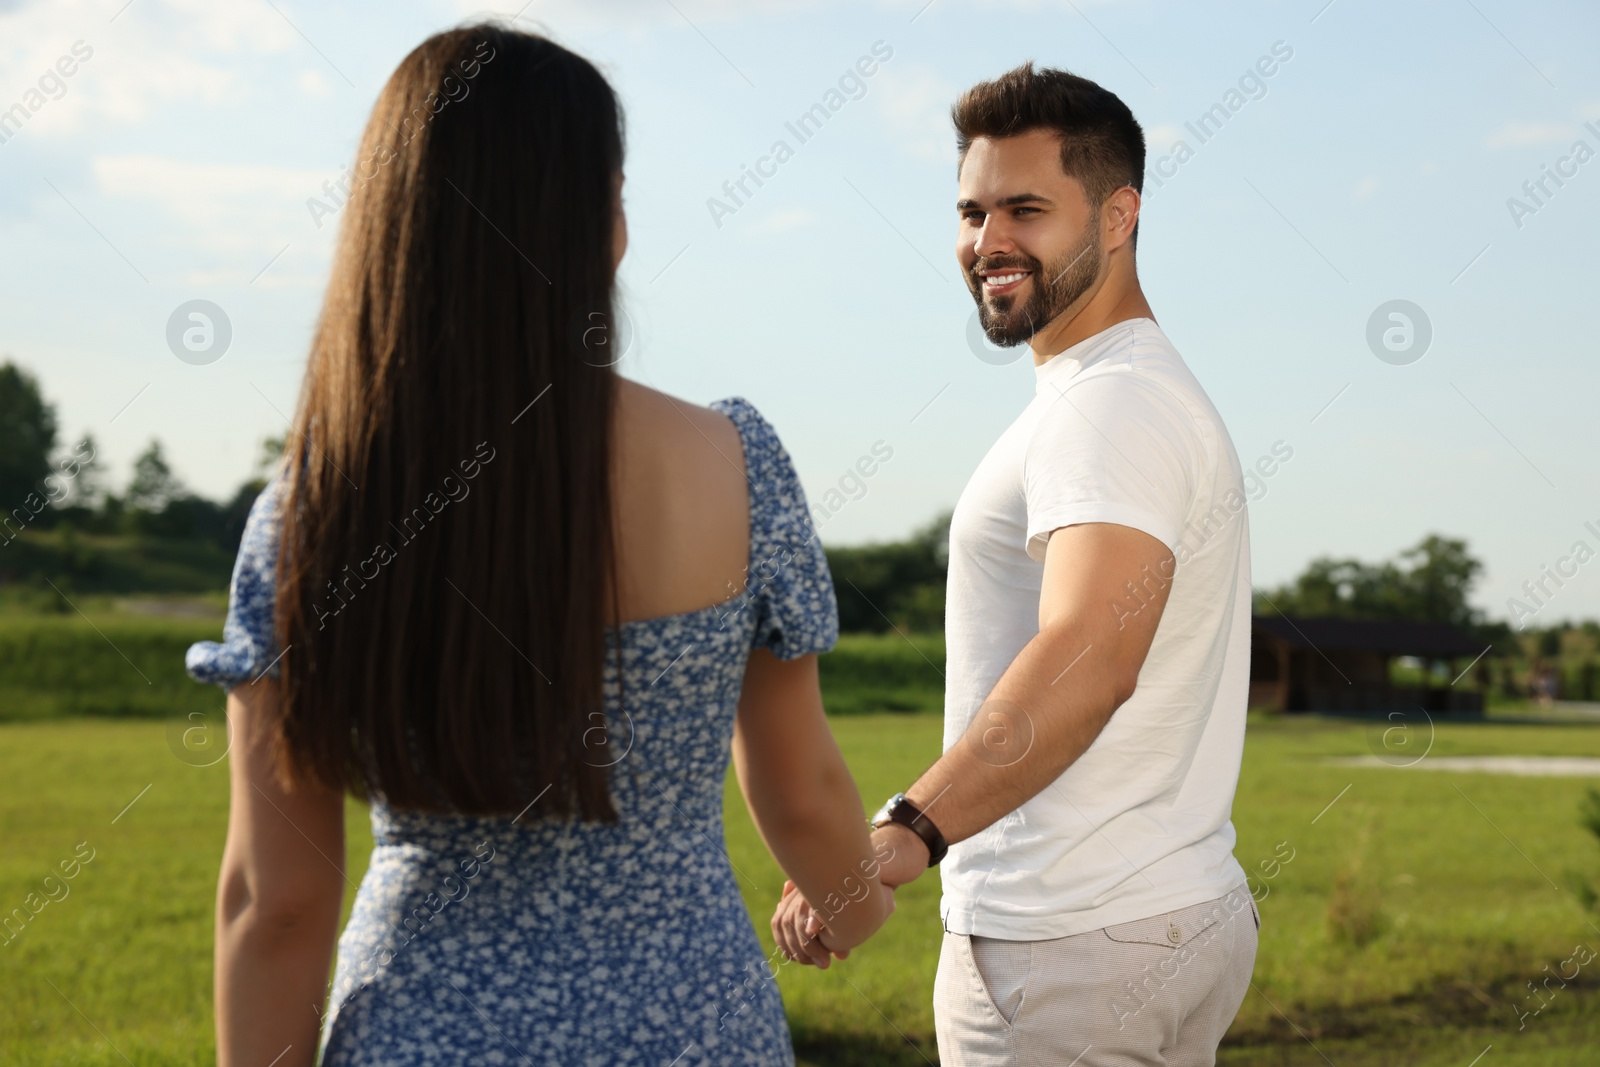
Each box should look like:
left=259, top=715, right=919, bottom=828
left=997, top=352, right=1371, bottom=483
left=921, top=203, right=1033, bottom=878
left=732, top=649, right=893, bottom=967
left=215, top=678, right=346, bottom=1066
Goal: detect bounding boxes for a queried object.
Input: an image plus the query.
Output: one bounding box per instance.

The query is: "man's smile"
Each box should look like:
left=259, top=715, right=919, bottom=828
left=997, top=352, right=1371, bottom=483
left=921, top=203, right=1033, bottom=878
left=980, top=269, right=1032, bottom=296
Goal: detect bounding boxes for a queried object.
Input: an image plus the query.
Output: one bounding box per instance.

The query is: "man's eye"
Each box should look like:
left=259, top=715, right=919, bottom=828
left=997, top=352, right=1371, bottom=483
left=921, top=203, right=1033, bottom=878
left=962, top=211, right=985, bottom=222
left=1014, top=207, right=1040, bottom=216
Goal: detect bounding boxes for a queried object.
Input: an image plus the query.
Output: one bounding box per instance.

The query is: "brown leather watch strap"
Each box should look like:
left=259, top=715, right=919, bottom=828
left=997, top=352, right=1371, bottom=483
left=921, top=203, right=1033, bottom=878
left=872, top=792, right=947, bottom=866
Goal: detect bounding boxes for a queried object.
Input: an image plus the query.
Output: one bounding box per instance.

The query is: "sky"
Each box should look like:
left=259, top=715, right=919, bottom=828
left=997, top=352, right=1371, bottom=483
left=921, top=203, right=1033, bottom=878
left=1, top=0, right=1597, bottom=627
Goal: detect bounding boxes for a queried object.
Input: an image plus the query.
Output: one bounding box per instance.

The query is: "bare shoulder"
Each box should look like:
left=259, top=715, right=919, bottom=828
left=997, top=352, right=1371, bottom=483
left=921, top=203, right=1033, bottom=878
left=611, top=378, right=750, bottom=621
left=614, top=378, right=744, bottom=476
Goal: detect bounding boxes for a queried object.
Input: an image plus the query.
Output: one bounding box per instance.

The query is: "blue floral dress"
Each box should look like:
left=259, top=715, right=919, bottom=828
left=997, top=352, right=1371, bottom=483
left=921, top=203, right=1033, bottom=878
left=187, top=397, right=838, bottom=1066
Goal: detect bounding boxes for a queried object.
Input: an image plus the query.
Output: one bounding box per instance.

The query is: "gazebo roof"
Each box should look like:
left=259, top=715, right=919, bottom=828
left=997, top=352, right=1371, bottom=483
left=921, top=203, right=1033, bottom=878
left=1252, top=615, right=1487, bottom=658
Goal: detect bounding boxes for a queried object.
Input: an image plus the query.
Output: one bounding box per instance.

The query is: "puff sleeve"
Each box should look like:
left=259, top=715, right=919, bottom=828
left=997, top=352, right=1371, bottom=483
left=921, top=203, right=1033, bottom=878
left=711, top=397, right=840, bottom=661
left=185, top=475, right=287, bottom=689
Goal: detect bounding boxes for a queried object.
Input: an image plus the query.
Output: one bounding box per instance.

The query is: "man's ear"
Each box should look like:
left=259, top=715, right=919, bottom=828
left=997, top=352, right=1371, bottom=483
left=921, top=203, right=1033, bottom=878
left=1103, top=186, right=1141, bottom=253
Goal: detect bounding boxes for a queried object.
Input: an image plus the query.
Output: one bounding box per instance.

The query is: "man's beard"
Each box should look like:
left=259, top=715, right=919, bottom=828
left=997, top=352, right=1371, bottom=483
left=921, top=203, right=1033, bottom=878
left=969, top=227, right=1103, bottom=347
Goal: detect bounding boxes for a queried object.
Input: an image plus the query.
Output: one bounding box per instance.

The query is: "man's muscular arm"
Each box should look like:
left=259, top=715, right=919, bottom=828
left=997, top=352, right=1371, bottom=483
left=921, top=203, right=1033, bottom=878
left=875, top=520, right=1174, bottom=883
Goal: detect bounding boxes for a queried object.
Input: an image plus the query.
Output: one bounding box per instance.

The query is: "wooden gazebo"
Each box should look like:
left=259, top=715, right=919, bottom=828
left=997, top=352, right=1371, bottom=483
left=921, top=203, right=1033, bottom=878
left=1249, top=615, right=1489, bottom=714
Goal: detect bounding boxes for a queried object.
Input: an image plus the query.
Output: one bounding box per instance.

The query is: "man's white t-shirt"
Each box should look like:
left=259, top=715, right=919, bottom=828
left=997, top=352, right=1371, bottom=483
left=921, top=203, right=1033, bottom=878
left=940, top=316, right=1252, bottom=941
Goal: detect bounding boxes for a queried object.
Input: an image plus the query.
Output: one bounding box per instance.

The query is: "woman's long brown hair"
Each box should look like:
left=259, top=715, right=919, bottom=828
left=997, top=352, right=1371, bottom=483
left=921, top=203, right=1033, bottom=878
left=273, top=23, right=624, bottom=820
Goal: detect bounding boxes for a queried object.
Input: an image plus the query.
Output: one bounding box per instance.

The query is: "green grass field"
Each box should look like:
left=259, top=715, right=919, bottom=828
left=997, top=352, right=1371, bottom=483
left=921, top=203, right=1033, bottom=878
left=5, top=701, right=1600, bottom=1064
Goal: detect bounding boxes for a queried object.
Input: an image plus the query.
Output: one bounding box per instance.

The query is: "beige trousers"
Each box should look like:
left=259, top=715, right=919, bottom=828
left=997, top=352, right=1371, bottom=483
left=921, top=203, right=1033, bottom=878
left=934, top=883, right=1259, bottom=1066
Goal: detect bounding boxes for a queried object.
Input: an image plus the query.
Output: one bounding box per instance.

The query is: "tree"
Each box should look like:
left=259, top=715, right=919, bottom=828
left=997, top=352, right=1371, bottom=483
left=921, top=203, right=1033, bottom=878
left=1256, top=533, right=1484, bottom=627
left=0, top=360, right=58, bottom=509
left=826, top=510, right=951, bottom=633
left=256, top=433, right=286, bottom=474
left=126, top=440, right=188, bottom=514
left=60, top=432, right=107, bottom=509
left=1397, top=535, right=1483, bottom=630
left=219, top=434, right=284, bottom=552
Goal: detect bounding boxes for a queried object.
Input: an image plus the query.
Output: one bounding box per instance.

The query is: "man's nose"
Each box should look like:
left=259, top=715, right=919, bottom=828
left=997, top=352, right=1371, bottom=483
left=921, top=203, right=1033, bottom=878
left=972, top=219, right=1013, bottom=260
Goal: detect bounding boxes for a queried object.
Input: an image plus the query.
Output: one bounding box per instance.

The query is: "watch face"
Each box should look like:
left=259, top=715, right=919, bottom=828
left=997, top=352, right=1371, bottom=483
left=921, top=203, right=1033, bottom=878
left=871, top=792, right=904, bottom=827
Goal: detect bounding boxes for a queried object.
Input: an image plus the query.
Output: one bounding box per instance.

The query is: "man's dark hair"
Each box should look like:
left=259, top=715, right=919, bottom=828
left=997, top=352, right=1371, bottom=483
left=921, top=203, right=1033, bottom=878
left=952, top=62, right=1145, bottom=211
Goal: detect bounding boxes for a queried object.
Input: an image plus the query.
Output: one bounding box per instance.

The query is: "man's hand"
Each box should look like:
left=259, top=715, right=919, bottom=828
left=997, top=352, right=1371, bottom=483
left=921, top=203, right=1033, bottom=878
left=870, top=824, right=928, bottom=888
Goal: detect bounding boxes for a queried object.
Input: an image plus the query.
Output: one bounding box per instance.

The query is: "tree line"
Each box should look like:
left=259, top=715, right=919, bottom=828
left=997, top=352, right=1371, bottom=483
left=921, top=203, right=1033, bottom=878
left=1, top=361, right=282, bottom=551
left=830, top=520, right=1518, bottom=647
left=1, top=357, right=1589, bottom=673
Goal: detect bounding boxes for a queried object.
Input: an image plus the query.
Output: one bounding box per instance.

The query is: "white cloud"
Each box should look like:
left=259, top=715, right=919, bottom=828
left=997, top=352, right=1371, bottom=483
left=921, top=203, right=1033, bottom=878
left=872, top=61, right=958, bottom=164
left=148, top=0, right=297, bottom=53
left=743, top=207, right=813, bottom=235
left=298, top=69, right=330, bottom=97
left=1145, top=122, right=1182, bottom=152
left=1483, top=120, right=1575, bottom=150
left=460, top=0, right=1123, bottom=22
left=93, top=153, right=330, bottom=255
left=1352, top=176, right=1379, bottom=201
left=0, top=0, right=296, bottom=139
left=183, top=264, right=323, bottom=289
left=94, top=154, right=323, bottom=215
left=456, top=0, right=823, bottom=31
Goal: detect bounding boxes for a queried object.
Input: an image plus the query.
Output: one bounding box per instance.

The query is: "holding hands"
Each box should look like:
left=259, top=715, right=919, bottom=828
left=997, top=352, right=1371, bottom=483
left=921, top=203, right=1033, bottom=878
left=733, top=652, right=942, bottom=972
left=770, top=824, right=930, bottom=968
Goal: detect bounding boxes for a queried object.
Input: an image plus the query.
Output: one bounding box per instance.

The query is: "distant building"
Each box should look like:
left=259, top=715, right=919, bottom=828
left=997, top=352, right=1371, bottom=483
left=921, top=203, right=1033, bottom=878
left=1249, top=615, right=1488, bottom=714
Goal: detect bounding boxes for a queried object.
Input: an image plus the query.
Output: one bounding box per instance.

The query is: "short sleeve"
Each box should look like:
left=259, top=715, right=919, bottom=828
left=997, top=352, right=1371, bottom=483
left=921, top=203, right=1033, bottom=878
left=711, top=397, right=840, bottom=660
left=186, top=475, right=287, bottom=689
left=1023, top=371, right=1199, bottom=562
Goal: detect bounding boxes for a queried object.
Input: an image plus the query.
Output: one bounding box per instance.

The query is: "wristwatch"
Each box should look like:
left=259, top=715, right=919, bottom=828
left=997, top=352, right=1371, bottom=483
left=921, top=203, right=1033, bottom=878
left=871, top=792, right=947, bottom=867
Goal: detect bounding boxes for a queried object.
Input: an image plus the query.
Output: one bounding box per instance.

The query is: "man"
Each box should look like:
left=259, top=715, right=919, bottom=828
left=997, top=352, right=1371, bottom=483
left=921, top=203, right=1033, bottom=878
left=773, top=63, right=1259, bottom=1065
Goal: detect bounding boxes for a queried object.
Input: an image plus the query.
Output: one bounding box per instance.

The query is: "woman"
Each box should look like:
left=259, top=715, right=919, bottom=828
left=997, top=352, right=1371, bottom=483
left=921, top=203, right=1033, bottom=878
left=186, top=23, right=892, bottom=1066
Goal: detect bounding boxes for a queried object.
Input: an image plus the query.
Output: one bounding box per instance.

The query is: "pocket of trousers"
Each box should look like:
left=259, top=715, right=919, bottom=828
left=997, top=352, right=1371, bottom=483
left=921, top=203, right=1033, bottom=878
left=966, top=935, right=1031, bottom=1027
left=1102, top=900, right=1225, bottom=950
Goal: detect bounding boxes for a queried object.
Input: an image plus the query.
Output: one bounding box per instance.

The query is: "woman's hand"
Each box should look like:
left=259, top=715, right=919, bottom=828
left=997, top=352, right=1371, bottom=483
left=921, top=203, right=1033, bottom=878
left=772, top=880, right=834, bottom=968
left=771, top=877, right=893, bottom=969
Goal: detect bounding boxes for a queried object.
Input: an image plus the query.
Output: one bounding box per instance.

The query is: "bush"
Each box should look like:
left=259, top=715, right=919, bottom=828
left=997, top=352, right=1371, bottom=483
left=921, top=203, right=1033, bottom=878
left=0, top=615, right=950, bottom=724
left=819, top=633, right=945, bottom=716
left=1566, top=788, right=1600, bottom=913
left=0, top=529, right=236, bottom=594
left=825, top=513, right=948, bottom=635
left=1327, top=814, right=1386, bottom=947
left=0, top=615, right=225, bottom=722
